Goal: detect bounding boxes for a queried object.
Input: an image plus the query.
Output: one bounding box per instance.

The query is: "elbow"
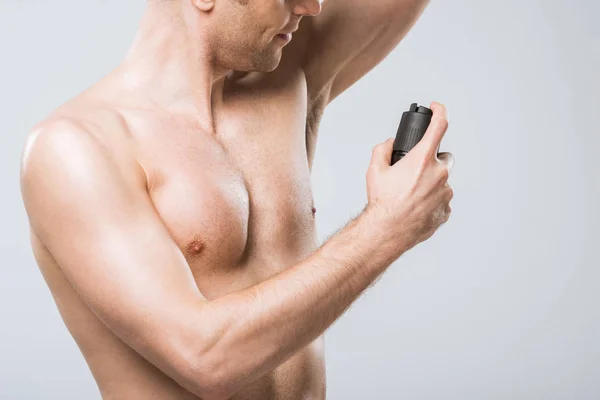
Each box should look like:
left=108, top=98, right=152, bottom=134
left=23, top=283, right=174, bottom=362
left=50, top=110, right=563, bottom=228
left=173, top=333, right=240, bottom=400
left=186, top=357, right=240, bottom=400
left=393, top=0, right=430, bottom=16
left=151, top=303, right=241, bottom=399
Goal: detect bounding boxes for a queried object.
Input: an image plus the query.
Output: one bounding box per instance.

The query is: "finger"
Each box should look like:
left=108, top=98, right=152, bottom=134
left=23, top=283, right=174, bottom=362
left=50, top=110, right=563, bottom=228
left=369, top=138, right=394, bottom=173
left=417, top=102, right=449, bottom=158
left=437, top=152, right=454, bottom=174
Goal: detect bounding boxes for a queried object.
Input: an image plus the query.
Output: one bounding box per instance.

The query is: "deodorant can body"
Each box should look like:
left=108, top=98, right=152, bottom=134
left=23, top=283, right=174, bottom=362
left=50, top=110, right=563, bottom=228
left=391, top=103, right=433, bottom=165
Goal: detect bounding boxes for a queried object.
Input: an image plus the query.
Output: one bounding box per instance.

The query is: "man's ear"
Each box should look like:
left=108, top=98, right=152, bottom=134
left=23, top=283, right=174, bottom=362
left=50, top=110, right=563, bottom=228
left=192, top=0, right=215, bottom=12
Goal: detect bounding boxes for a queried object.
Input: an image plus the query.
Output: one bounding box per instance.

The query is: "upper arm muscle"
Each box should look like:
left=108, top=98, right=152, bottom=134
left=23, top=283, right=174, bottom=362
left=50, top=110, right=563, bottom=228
left=303, top=0, right=430, bottom=103
left=20, top=121, right=210, bottom=394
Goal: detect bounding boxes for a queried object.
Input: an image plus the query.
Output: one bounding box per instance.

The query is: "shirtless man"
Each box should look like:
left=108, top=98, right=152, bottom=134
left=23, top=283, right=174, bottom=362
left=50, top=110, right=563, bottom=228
left=19, top=0, right=454, bottom=399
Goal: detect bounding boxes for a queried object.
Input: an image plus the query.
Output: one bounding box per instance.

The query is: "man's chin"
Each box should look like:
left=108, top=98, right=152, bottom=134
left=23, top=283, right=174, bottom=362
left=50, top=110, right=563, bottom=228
left=251, top=49, right=283, bottom=73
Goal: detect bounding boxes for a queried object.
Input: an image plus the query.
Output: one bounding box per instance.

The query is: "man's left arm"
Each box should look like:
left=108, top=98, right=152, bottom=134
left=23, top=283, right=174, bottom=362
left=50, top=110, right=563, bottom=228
left=302, top=0, right=430, bottom=104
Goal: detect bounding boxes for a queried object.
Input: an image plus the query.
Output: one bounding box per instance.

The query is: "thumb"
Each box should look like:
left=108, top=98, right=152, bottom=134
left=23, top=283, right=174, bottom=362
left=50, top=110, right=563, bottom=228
left=437, top=152, right=455, bottom=175
left=369, top=138, right=394, bottom=173
left=416, top=102, right=449, bottom=159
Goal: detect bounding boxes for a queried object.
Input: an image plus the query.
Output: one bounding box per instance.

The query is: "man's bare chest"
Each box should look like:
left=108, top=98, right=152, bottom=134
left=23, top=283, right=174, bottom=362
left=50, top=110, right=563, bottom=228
left=127, top=81, right=319, bottom=295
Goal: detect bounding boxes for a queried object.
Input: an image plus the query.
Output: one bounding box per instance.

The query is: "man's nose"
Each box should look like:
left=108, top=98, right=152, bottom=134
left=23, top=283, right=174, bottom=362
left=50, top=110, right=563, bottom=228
left=293, top=0, right=322, bottom=17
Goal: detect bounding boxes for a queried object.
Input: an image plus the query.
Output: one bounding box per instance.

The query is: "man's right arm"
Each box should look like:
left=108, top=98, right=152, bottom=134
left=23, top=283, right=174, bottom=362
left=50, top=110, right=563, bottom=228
left=20, top=120, right=413, bottom=400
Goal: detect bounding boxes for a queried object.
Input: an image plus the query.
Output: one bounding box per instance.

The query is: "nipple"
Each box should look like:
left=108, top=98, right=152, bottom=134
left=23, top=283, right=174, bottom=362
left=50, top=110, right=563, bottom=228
left=192, top=242, right=204, bottom=252
left=185, top=238, right=206, bottom=258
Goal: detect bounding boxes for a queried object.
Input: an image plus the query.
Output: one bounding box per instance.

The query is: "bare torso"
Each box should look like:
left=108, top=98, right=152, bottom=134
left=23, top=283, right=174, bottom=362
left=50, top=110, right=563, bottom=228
left=25, top=0, right=428, bottom=396
left=29, top=42, right=327, bottom=399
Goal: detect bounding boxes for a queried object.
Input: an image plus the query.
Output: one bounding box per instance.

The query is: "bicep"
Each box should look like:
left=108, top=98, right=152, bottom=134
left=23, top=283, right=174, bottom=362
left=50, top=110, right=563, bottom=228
left=20, top=124, right=210, bottom=390
left=303, top=0, right=430, bottom=103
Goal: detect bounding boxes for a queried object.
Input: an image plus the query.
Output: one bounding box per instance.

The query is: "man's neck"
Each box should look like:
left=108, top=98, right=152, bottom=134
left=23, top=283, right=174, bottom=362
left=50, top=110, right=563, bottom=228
left=108, top=2, right=228, bottom=131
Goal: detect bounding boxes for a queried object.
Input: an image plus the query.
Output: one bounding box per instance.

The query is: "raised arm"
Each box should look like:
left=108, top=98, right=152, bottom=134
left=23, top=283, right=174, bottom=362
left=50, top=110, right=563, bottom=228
left=303, top=0, right=430, bottom=103
left=19, top=120, right=420, bottom=400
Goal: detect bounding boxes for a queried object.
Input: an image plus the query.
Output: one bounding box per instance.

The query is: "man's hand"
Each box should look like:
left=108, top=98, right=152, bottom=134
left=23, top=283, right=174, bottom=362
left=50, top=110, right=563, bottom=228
left=366, top=102, right=454, bottom=255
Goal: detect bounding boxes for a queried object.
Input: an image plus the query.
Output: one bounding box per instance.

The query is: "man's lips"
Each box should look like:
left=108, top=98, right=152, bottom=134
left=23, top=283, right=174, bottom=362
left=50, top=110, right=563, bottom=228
left=276, top=33, right=293, bottom=43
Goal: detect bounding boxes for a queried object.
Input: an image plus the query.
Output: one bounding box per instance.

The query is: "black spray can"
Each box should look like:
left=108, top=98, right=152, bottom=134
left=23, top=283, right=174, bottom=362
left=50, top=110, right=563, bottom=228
left=391, top=103, right=433, bottom=165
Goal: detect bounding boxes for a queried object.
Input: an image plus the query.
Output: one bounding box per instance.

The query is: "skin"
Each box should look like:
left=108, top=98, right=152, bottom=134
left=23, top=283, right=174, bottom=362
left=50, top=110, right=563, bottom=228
left=19, top=0, right=454, bottom=399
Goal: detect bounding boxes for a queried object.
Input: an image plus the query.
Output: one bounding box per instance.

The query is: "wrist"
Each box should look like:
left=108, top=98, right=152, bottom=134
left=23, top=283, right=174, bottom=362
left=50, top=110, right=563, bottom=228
left=361, top=202, right=416, bottom=261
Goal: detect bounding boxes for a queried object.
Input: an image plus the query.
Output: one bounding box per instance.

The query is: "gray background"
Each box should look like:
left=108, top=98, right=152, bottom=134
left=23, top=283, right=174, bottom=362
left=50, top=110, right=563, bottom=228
left=1, top=0, right=599, bottom=399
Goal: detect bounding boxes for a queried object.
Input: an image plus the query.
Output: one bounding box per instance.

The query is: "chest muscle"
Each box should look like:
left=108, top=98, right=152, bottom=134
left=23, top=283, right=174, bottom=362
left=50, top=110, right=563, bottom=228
left=135, top=75, right=318, bottom=285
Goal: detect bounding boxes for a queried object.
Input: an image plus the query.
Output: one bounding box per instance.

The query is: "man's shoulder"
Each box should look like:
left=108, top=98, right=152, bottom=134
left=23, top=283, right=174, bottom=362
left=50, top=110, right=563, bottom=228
left=25, top=95, right=134, bottom=155
left=20, top=99, right=142, bottom=192
left=41, top=96, right=133, bottom=140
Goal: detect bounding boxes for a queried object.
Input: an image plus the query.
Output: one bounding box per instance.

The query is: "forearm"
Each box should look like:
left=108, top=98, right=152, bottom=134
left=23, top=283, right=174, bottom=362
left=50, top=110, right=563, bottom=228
left=200, top=204, right=412, bottom=398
